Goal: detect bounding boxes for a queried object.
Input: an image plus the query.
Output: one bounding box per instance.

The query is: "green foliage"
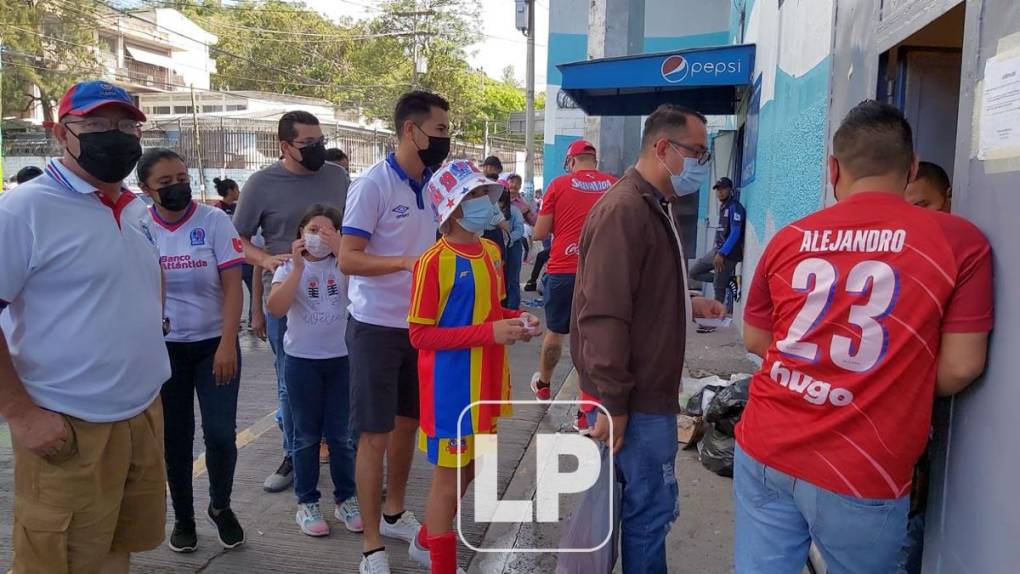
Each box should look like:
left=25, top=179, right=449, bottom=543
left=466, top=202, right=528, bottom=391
left=175, top=0, right=527, bottom=142
left=1, top=0, right=103, bottom=122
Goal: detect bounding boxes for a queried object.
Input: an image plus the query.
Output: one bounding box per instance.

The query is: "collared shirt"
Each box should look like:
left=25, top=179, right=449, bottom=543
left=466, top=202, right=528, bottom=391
left=0, top=159, right=170, bottom=422
left=342, top=154, right=439, bottom=329
left=150, top=202, right=245, bottom=342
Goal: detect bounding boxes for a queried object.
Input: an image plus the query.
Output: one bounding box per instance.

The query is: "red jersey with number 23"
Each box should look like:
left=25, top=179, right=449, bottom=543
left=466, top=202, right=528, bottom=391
left=540, top=169, right=617, bottom=274
left=738, top=192, right=994, bottom=499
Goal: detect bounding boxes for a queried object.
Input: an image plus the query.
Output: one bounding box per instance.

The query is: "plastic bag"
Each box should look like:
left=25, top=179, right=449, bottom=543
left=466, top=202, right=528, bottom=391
left=556, top=446, right=620, bottom=574
left=684, top=384, right=724, bottom=417
left=704, top=377, right=750, bottom=437
left=700, top=426, right=735, bottom=477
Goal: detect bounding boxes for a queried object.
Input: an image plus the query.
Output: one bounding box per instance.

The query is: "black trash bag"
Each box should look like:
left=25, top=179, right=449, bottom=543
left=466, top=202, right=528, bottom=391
left=705, top=378, right=751, bottom=437
left=700, top=426, right=735, bottom=477
left=684, top=385, right=724, bottom=417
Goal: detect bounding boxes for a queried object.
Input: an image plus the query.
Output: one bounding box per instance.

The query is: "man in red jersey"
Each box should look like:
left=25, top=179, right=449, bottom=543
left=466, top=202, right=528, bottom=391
left=734, top=100, right=994, bottom=573
left=529, top=141, right=616, bottom=415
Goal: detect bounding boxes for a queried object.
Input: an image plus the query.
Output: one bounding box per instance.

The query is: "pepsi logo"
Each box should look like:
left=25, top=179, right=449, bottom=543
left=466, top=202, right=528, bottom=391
left=661, top=55, right=689, bottom=84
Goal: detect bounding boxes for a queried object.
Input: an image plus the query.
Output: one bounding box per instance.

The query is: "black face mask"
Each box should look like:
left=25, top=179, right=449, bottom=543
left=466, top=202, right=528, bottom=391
left=486, top=172, right=499, bottom=181
left=157, top=182, right=192, bottom=212
left=70, top=129, right=142, bottom=183
left=295, top=141, right=326, bottom=172
left=413, top=125, right=451, bottom=169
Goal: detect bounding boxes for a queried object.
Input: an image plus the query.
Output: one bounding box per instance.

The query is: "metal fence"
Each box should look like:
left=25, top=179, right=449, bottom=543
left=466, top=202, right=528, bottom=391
left=3, top=117, right=544, bottom=184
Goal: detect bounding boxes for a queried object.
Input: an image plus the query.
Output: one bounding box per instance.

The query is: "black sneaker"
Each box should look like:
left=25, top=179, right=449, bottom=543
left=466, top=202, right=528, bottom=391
left=524, top=281, right=537, bottom=292
left=207, top=505, right=245, bottom=549
left=168, top=519, right=198, bottom=553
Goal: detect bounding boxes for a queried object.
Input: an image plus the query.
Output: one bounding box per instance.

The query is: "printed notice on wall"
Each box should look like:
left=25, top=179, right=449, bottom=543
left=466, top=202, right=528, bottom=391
left=979, top=55, right=1020, bottom=159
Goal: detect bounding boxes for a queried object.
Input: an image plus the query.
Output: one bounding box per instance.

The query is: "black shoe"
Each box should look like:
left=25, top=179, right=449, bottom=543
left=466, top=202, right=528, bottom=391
left=524, top=281, right=537, bottom=292
left=168, top=519, right=198, bottom=553
left=207, top=505, right=246, bottom=549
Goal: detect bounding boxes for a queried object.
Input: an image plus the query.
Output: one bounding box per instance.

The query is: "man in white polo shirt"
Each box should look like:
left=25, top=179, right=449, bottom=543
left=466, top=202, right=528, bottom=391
left=340, top=91, right=450, bottom=574
left=0, top=80, right=171, bottom=573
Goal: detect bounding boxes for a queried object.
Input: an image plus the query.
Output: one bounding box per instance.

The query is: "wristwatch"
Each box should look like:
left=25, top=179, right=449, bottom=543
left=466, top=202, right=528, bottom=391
left=162, top=317, right=171, bottom=336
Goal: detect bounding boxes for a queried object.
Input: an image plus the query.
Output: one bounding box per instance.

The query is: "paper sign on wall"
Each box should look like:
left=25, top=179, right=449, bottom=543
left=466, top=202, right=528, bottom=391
left=979, top=54, right=1020, bottom=160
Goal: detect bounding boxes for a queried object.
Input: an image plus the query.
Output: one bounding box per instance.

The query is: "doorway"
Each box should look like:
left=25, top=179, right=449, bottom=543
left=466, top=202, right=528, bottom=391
left=877, top=3, right=965, bottom=182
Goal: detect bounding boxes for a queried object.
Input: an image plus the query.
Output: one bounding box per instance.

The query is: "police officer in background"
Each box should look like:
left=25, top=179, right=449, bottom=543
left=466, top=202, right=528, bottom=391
left=689, top=177, right=745, bottom=311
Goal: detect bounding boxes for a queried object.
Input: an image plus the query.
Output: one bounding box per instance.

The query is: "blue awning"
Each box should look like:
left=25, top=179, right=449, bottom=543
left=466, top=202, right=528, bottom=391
left=557, top=44, right=755, bottom=116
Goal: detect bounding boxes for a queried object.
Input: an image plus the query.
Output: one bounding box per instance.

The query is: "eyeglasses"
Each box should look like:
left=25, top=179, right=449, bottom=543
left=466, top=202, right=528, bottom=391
left=668, top=140, right=712, bottom=166
left=64, top=118, right=143, bottom=136
left=289, top=136, right=329, bottom=148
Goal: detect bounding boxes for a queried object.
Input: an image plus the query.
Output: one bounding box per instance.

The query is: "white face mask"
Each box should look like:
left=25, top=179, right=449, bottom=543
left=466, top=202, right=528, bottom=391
left=304, top=233, right=332, bottom=258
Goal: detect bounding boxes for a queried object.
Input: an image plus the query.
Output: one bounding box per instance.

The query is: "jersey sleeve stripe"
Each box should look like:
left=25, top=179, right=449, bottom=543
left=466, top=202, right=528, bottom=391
left=408, top=245, right=442, bottom=321
left=217, top=257, right=246, bottom=271
left=341, top=226, right=372, bottom=239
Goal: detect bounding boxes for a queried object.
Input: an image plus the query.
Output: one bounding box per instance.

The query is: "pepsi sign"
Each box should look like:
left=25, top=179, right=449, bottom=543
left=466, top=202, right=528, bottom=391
left=662, top=54, right=743, bottom=85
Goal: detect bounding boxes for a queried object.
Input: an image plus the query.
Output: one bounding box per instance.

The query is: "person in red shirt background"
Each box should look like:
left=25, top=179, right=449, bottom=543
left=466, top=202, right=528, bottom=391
left=529, top=141, right=616, bottom=427
left=735, top=100, right=994, bottom=573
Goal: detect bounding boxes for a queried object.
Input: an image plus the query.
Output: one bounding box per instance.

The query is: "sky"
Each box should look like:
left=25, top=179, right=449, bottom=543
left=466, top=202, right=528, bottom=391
left=300, top=0, right=549, bottom=86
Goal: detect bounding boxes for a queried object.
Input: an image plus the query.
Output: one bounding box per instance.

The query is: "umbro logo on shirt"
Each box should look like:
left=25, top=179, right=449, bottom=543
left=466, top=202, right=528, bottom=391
left=392, top=205, right=411, bottom=219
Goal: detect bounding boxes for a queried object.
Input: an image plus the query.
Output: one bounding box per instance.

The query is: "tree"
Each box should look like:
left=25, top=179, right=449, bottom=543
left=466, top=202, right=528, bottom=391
left=1, top=0, right=103, bottom=122
left=175, top=0, right=524, bottom=143
left=500, top=65, right=519, bottom=88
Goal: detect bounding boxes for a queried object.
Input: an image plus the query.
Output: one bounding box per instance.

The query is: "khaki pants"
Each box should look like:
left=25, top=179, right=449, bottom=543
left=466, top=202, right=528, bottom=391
left=12, top=400, right=167, bottom=574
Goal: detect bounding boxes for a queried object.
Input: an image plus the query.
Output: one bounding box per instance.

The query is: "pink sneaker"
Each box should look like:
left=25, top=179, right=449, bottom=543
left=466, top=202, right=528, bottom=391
left=296, top=502, right=330, bottom=537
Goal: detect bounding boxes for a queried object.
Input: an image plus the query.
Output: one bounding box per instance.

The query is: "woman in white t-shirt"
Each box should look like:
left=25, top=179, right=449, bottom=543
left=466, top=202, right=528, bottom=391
left=137, top=149, right=246, bottom=553
left=267, top=204, right=362, bottom=538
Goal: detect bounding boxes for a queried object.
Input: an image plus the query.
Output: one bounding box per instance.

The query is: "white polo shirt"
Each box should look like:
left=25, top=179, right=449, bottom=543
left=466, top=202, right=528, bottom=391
left=149, top=202, right=245, bottom=343
left=0, top=159, right=171, bottom=423
left=342, top=154, right=439, bottom=329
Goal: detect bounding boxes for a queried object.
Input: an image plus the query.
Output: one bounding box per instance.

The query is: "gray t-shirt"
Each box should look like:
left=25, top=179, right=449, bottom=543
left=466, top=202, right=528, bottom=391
left=233, top=160, right=349, bottom=255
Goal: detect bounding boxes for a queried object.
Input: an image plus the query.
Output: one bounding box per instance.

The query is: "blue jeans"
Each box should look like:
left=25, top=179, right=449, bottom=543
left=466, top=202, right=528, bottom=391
left=733, top=444, right=909, bottom=574
left=266, top=313, right=294, bottom=457
left=162, top=337, right=240, bottom=520
left=615, top=412, right=680, bottom=573
left=504, top=239, right=524, bottom=310
left=284, top=354, right=356, bottom=505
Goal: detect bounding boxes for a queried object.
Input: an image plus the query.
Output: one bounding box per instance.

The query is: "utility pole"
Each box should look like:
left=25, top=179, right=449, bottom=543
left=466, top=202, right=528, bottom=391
left=396, top=5, right=434, bottom=91
left=520, top=0, right=537, bottom=200
left=190, top=85, right=206, bottom=202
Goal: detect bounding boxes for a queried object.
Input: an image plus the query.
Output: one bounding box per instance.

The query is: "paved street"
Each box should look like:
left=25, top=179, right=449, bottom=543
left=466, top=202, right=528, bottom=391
left=0, top=309, right=754, bottom=573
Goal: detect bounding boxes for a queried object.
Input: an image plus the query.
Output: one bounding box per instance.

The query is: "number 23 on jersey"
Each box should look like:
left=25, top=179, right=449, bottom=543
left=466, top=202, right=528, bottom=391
left=776, top=257, right=899, bottom=373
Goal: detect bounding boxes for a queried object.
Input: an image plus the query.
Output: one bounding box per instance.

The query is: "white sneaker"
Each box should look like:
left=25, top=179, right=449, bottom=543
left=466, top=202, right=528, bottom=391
left=408, top=532, right=430, bottom=568
left=379, top=511, right=421, bottom=544
left=335, top=497, right=364, bottom=533
left=295, top=502, right=330, bottom=537
left=359, top=550, right=391, bottom=574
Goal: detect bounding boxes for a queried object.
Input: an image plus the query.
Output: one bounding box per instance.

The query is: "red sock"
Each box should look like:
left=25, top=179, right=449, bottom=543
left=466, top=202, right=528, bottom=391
left=428, top=530, right=458, bottom=574
left=416, top=524, right=429, bottom=549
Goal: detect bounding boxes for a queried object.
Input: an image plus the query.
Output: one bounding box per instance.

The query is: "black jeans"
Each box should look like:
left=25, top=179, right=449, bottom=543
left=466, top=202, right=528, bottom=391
left=529, top=248, right=550, bottom=284
left=162, top=337, right=241, bottom=520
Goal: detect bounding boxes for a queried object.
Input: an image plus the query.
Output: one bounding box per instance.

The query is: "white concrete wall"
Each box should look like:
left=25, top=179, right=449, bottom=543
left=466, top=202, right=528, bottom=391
left=154, top=8, right=218, bottom=90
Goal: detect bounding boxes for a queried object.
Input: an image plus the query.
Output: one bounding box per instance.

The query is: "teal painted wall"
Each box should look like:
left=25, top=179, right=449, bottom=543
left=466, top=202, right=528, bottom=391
left=542, top=135, right=581, bottom=190
left=644, top=31, right=730, bottom=53
left=546, top=32, right=588, bottom=86
left=741, top=58, right=831, bottom=243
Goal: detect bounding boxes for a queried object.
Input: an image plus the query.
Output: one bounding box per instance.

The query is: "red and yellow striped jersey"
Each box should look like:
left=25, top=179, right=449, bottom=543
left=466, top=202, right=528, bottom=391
left=409, top=238, right=512, bottom=439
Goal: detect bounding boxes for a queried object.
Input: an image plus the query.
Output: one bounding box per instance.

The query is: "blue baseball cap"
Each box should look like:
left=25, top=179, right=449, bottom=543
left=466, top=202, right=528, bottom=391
left=57, top=81, right=146, bottom=122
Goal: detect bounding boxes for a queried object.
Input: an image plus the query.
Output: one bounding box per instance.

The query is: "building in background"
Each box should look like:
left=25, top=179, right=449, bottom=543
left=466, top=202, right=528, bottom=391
left=548, top=0, right=1019, bottom=569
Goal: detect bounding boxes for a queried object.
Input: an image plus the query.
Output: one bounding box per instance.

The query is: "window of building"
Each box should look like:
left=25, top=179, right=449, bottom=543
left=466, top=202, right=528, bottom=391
left=202, top=105, right=224, bottom=113
left=226, top=104, right=247, bottom=111
left=152, top=106, right=172, bottom=115
left=173, top=106, right=194, bottom=114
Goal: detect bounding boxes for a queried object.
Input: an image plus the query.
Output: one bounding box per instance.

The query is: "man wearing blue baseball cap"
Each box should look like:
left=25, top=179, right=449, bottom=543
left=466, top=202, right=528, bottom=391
left=0, top=80, right=171, bottom=572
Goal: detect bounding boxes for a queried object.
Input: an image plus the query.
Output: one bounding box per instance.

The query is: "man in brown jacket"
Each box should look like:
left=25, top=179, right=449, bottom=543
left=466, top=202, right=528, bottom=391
left=572, top=104, right=726, bottom=573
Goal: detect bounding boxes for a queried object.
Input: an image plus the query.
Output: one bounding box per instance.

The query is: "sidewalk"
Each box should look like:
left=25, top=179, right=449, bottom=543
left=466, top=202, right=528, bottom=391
left=476, top=325, right=756, bottom=574
left=0, top=320, right=755, bottom=573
